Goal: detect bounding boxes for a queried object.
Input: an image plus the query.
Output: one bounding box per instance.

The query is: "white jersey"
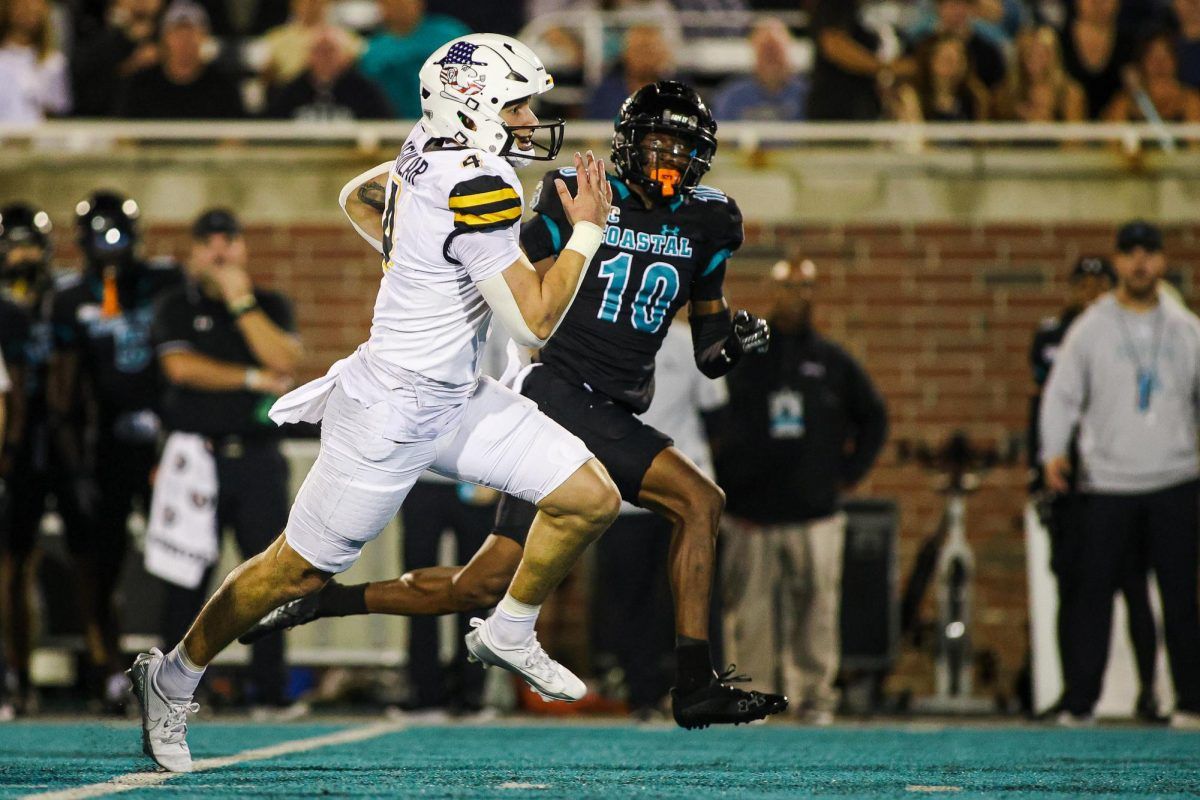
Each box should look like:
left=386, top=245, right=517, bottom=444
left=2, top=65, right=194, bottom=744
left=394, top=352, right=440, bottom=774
left=367, top=122, right=524, bottom=389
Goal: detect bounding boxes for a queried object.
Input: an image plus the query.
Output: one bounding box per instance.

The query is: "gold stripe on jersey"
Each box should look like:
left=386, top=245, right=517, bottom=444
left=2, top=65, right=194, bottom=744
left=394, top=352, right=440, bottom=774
left=448, top=187, right=519, bottom=209
left=453, top=206, right=523, bottom=227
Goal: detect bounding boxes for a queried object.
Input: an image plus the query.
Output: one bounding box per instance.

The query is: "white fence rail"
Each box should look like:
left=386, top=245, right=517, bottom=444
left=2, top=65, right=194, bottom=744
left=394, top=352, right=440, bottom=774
left=4, top=121, right=1200, bottom=155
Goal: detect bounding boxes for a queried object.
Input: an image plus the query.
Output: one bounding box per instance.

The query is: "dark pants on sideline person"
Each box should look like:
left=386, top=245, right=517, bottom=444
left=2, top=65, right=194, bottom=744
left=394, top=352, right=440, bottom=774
left=1050, top=493, right=1158, bottom=703
left=592, top=513, right=674, bottom=712
left=1064, top=479, right=1200, bottom=715
left=161, top=438, right=290, bottom=706
left=84, top=437, right=158, bottom=672
left=400, top=480, right=493, bottom=710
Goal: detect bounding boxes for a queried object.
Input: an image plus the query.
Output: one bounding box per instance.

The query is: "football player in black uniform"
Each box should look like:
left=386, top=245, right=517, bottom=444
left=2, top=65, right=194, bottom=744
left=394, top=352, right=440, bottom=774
left=242, top=82, right=787, bottom=728
left=0, top=202, right=72, bottom=715
left=50, top=191, right=183, bottom=709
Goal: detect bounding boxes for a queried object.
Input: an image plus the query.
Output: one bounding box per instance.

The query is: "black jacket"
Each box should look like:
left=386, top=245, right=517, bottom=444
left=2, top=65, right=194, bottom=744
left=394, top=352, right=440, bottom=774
left=716, top=327, right=888, bottom=524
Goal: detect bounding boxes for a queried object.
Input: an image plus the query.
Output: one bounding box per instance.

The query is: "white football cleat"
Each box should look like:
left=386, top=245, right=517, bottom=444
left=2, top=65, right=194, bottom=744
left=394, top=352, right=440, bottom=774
left=465, top=617, right=586, bottom=702
left=127, top=649, right=200, bottom=773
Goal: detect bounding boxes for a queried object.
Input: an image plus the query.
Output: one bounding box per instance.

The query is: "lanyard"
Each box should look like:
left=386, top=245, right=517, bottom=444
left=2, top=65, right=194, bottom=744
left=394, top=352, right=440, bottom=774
left=1115, top=306, right=1164, bottom=413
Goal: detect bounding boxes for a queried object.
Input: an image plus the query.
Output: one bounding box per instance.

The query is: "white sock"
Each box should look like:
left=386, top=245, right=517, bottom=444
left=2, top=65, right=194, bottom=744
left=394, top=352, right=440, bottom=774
left=156, top=644, right=205, bottom=701
left=488, top=593, right=541, bottom=648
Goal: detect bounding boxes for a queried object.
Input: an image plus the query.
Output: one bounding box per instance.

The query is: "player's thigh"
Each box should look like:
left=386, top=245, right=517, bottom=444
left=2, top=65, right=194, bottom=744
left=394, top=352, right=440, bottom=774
left=637, top=446, right=724, bottom=521
left=430, top=376, right=593, bottom=505
left=286, top=384, right=435, bottom=575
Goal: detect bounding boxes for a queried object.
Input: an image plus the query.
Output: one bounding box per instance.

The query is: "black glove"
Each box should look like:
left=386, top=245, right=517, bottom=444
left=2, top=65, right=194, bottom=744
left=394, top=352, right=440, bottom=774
left=729, top=310, right=770, bottom=357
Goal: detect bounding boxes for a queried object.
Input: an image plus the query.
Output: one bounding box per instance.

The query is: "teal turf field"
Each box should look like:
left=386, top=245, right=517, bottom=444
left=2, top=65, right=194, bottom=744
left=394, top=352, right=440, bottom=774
left=1, top=720, right=1197, bottom=798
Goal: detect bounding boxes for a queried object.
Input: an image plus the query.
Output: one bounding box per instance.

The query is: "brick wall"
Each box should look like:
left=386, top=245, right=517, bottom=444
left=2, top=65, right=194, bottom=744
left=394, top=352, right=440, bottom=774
left=144, top=221, right=1198, bottom=701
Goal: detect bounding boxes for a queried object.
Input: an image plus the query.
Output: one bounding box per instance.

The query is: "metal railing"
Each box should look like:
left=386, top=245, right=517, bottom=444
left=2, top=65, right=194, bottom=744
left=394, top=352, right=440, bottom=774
left=4, top=121, right=1200, bottom=155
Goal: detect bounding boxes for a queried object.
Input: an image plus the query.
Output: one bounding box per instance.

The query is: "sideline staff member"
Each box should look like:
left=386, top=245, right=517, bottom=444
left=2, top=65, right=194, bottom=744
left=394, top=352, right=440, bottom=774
left=149, top=209, right=301, bottom=708
left=1041, top=220, right=1200, bottom=729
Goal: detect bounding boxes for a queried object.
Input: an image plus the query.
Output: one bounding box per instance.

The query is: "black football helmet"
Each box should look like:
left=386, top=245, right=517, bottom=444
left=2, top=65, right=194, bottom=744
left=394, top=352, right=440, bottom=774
left=75, top=190, right=141, bottom=269
left=611, top=81, right=718, bottom=203
left=0, top=201, right=53, bottom=293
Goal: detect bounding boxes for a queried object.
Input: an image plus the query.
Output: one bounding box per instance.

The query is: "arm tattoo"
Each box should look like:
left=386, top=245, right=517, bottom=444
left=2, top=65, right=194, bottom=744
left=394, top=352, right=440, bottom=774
left=357, top=181, right=386, bottom=212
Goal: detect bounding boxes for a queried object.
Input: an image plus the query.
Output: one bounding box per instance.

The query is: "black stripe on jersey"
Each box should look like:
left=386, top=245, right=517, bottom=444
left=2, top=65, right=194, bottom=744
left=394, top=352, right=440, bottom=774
left=449, top=175, right=521, bottom=218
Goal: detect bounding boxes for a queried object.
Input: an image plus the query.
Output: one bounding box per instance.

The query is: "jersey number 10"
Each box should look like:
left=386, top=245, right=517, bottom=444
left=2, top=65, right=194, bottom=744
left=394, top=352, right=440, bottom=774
left=596, top=253, right=680, bottom=334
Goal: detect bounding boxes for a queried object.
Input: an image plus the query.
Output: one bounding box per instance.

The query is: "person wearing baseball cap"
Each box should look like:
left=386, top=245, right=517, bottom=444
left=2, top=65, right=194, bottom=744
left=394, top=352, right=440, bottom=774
left=1026, top=251, right=1164, bottom=722
left=116, top=1, right=246, bottom=119
left=147, top=208, right=304, bottom=714
left=1041, top=219, right=1200, bottom=729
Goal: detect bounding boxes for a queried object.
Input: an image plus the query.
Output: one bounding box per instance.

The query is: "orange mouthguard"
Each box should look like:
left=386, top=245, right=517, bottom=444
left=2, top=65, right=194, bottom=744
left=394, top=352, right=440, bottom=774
left=650, top=168, right=681, bottom=196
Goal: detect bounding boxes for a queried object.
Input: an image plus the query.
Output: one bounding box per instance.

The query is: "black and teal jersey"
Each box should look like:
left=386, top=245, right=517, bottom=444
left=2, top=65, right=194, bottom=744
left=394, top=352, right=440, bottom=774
left=50, top=258, right=183, bottom=422
left=520, top=168, right=743, bottom=414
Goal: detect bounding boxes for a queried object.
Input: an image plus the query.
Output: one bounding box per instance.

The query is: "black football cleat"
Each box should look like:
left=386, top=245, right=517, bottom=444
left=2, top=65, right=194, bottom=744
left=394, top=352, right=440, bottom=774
left=238, top=594, right=321, bottom=645
left=671, top=666, right=788, bottom=730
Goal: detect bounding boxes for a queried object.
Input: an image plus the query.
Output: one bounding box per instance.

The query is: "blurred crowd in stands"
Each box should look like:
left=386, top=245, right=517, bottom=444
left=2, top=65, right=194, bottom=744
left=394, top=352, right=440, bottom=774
left=2, top=0, right=1199, bottom=124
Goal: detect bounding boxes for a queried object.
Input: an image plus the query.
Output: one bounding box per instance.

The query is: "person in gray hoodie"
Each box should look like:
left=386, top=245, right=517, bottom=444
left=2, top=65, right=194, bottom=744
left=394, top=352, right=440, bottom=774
left=1040, top=220, right=1200, bottom=728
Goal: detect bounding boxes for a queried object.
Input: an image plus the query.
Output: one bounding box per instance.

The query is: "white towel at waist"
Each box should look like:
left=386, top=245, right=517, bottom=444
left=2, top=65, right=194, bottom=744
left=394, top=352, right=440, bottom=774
left=144, top=432, right=219, bottom=590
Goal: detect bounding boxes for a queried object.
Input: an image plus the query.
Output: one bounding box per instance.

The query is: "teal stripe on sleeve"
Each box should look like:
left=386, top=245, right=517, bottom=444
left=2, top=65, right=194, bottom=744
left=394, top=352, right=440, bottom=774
left=703, top=248, right=732, bottom=276
left=544, top=215, right=563, bottom=254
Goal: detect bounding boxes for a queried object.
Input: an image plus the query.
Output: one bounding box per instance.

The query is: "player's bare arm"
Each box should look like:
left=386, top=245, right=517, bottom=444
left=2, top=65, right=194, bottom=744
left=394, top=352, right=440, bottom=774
left=338, top=161, right=391, bottom=253
left=480, top=150, right=612, bottom=344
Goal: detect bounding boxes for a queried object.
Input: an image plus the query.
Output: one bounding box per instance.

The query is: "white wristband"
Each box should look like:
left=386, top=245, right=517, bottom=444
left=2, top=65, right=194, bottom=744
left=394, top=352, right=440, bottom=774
left=244, top=368, right=260, bottom=391
left=564, top=221, right=604, bottom=261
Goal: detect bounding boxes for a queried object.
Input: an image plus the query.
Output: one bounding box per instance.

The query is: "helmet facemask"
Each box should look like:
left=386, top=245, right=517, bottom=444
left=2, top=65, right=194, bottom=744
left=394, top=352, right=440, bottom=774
left=614, top=123, right=716, bottom=203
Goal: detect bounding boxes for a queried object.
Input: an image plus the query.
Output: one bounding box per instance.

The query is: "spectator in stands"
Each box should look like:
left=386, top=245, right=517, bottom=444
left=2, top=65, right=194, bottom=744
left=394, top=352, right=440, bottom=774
left=426, top=0, right=525, bottom=37
left=1103, top=31, right=1200, bottom=122
left=266, top=26, right=391, bottom=120
left=807, top=0, right=908, bottom=121
left=117, top=1, right=246, bottom=118
left=358, top=0, right=468, bottom=120
left=895, top=33, right=990, bottom=122
left=72, top=0, right=163, bottom=117
left=711, top=17, right=808, bottom=122
left=586, top=23, right=679, bottom=120
left=672, top=0, right=750, bottom=39
left=717, top=259, right=888, bottom=725
left=994, top=24, right=1086, bottom=121
left=0, top=0, right=71, bottom=122
left=1059, top=0, right=1136, bottom=120
left=910, top=0, right=1031, bottom=47
left=150, top=209, right=301, bottom=712
left=1041, top=220, right=1200, bottom=730
left=1175, top=0, right=1200, bottom=89
left=906, top=0, right=1008, bottom=90
left=258, top=0, right=363, bottom=88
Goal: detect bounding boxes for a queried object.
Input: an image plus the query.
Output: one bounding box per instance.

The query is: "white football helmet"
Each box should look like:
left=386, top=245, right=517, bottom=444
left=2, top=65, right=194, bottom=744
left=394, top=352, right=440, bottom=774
left=418, top=34, right=564, bottom=165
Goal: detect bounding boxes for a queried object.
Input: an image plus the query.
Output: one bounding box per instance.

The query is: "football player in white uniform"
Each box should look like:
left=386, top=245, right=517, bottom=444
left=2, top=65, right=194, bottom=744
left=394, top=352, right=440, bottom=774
left=128, top=34, right=616, bottom=773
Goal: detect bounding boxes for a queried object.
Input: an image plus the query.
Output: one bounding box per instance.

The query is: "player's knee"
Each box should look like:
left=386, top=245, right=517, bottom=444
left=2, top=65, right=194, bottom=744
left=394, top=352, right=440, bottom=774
left=581, top=473, right=621, bottom=531
left=678, top=478, right=725, bottom=535
left=250, top=544, right=328, bottom=601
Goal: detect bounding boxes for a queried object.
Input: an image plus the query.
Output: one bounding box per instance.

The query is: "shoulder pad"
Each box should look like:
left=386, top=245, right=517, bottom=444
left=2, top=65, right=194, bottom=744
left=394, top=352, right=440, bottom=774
left=530, top=168, right=576, bottom=218
left=691, top=184, right=729, bottom=204
left=449, top=173, right=523, bottom=232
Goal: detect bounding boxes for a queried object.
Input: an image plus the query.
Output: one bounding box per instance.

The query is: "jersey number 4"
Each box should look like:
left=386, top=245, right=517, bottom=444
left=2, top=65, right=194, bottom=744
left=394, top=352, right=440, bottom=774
left=597, top=253, right=679, bottom=334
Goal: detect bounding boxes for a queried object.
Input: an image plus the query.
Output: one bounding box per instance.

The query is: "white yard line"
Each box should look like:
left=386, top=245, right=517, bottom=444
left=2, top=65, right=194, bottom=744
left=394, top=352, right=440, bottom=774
left=23, top=720, right=409, bottom=800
